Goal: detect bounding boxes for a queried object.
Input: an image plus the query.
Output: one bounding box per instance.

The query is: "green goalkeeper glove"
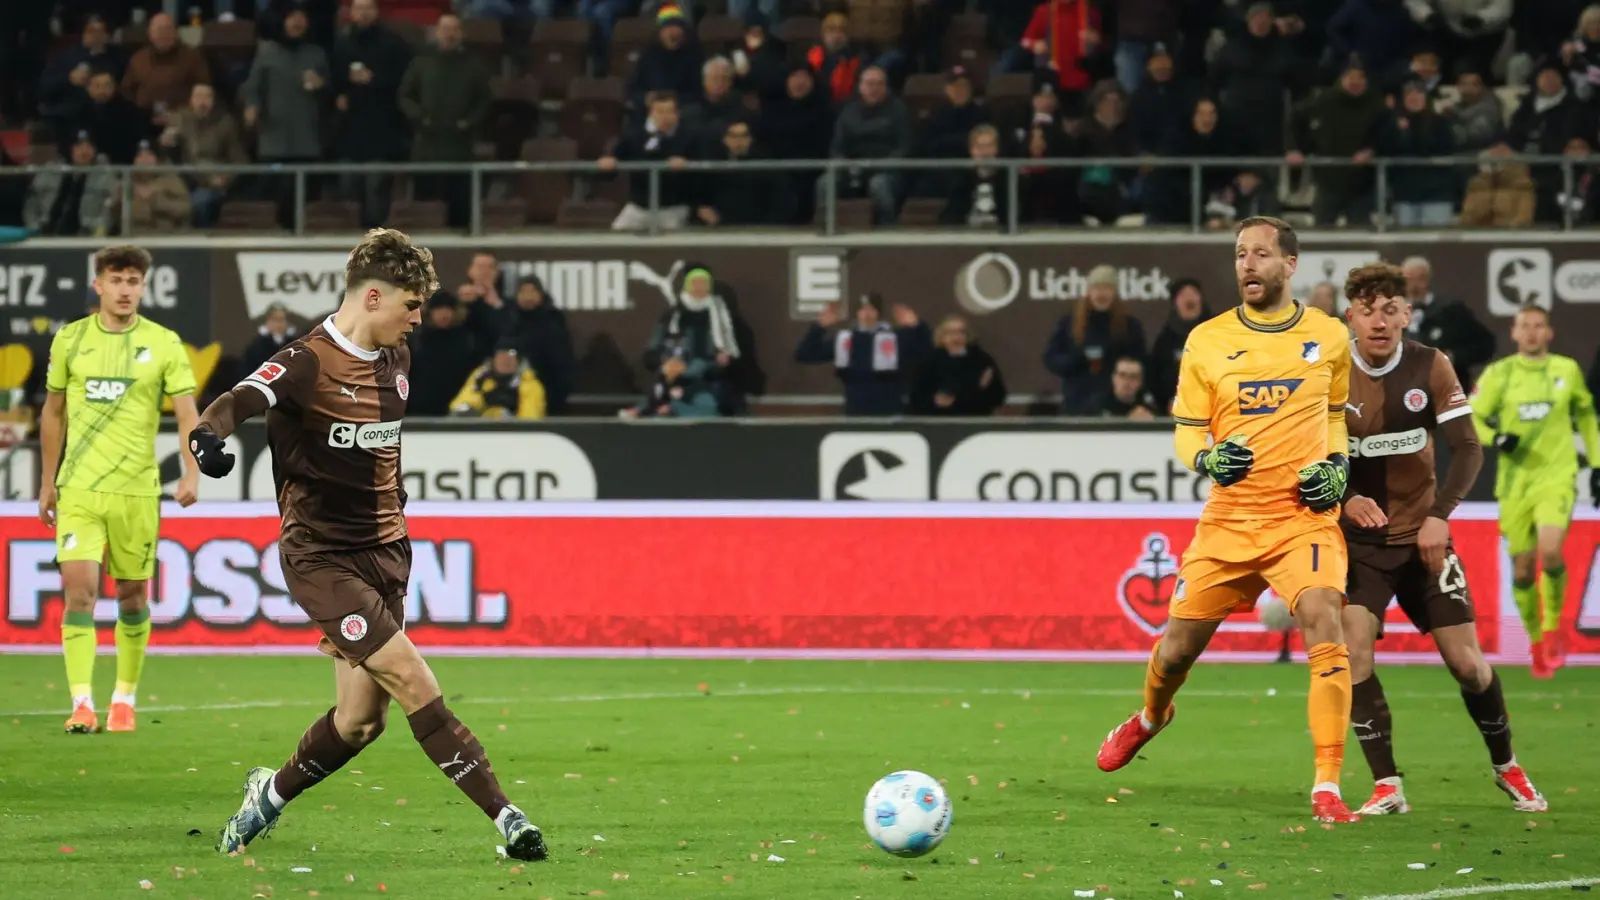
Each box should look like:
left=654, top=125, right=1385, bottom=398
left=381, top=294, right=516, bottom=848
left=1298, top=453, right=1349, bottom=512
left=1195, top=435, right=1254, bottom=487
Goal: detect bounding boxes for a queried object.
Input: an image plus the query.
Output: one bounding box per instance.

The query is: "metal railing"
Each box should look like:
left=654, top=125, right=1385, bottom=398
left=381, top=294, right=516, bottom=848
left=3, top=153, right=1591, bottom=237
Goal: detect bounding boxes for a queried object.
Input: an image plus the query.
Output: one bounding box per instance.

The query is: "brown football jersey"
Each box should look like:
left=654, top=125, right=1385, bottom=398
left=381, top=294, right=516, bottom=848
left=200, top=319, right=410, bottom=552
left=1344, top=339, right=1472, bottom=545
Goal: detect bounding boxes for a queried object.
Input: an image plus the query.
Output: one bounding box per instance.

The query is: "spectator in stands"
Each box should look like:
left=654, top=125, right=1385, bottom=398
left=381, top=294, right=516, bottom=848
left=1508, top=58, right=1595, bottom=221
left=1147, top=276, right=1209, bottom=412
left=1459, top=144, right=1535, bottom=226
left=121, top=12, right=211, bottom=128
left=451, top=339, right=547, bottom=419
left=67, top=69, right=147, bottom=164
left=699, top=118, right=788, bottom=226
left=630, top=5, right=704, bottom=113
left=1288, top=56, right=1387, bottom=226
left=1211, top=2, right=1297, bottom=157
left=600, top=91, right=700, bottom=231
left=117, top=142, right=191, bottom=233
left=1002, top=77, right=1061, bottom=151
left=909, top=315, right=1007, bottom=415
left=506, top=275, right=575, bottom=415
left=580, top=0, right=639, bottom=73
left=456, top=251, right=508, bottom=356
left=333, top=0, right=414, bottom=230
left=1401, top=255, right=1495, bottom=389
left=24, top=131, right=117, bottom=237
left=1004, top=0, right=1102, bottom=113
left=1073, top=79, right=1137, bottom=224
left=919, top=67, right=990, bottom=161
left=731, top=14, right=788, bottom=103
left=795, top=295, right=930, bottom=416
left=1381, top=79, right=1457, bottom=226
left=1446, top=68, right=1503, bottom=152
left=399, top=13, right=491, bottom=229
left=161, top=83, right=248, bottom=228
left=941, top=124, right=1008, bottom=227
left=809, top=12, right=868, bottom=105
left=619, top=351, right=721, bottom=419
left=1145, top=96, right=1237, bottom=226
left=1017, top=113, right=1078, bottom=224
left=243, top=7, right=330, bottom=190
left=1557, top=135, right=1600, bottom=223
left=1127, top=43, right=1191, bottom=155
left=1100, top=356, right=1158, bottom=419
left=828, top=66, right=914, bottom=225
left=39, top=16, right=126, bottom=127
left=683, top=57, right=747, bottom=148
left=243, top=303, right=298, bottom=373
left=407, top=293, right=480, bottom=416
left=729, top=0, right=781, bottom=33
left=1308, top=281, right=1340, bottom=315
left=1043, top=264, right=1147, bottom=416
left=1399, top=44, right=1445, bottom=98
left=1326, top=0, right=1416, bottom=86
left=643, top=267, right=741, bottom=407
left=760, top=65, right=832, bottom=222
left=1408, top=0, right=1510, bottom=79
left=1112, top=0, right=1181, bottom=94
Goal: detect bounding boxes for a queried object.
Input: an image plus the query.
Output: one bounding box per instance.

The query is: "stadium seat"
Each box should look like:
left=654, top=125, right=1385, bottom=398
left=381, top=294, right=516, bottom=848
left=941, top=14, right=992, bottom=90
left=483, top=197, right=530, bottom=228
left=901, top=74, right=946, bottom=121
left=697, top=14, right=744, bottom=55
left=847, top=0, right=906, bottom=49
left=610, top=17, right=659, bottom=83
left=163, top=343, right=220, bottom=412
left=561, top=76, right=626, bottom=160
left=817, top=197, right=874, bottom=230
left=488, top=75, right=541, bottom=159
left=897, top=196, right=945, bottom=226
left=0, top=344, right=34, bottom=391
left=588, top=171, right=630, bottom=206
left=387, top=199, right=449, bottom=230
left=984, top=73, right=1033, bottom=125
left=463, top=17, right=506, bottom=61
left=201, top=20, right=257, bottom=75
left=519, top=136, right=580, bottom=223
left=115, top=22, right=148, bottom=48
left=28, top=144, right=60, bottom=165
left=304, top=200, right=362, bottom=232
left=529, top=19, right=592, bottom=101
left=555, top=198, right=621, bottom=228
left=214, top=200, right=282, bottom=231
left=780, top=16, right=821, bottom=64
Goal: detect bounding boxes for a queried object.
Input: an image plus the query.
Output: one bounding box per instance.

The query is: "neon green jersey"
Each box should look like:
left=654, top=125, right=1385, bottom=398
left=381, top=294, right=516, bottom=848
left=45, top=314, right=196, bottom=496
left=1470, top=353, right=1600, bottom=500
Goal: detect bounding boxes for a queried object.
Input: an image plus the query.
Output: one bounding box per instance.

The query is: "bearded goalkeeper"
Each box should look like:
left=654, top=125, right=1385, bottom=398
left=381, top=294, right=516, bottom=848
left=1470, top=304, right=1600, bottom=677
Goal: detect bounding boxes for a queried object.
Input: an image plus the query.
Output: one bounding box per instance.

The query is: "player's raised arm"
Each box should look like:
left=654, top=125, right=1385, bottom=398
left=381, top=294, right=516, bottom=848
left=190, top=345, right=319, bottom=478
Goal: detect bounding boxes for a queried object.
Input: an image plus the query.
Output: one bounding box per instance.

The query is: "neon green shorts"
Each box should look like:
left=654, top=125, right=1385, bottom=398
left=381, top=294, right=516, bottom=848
left=1499, top=487, right=1576, bottom=556
left=54, top=489, right=160, bottom=581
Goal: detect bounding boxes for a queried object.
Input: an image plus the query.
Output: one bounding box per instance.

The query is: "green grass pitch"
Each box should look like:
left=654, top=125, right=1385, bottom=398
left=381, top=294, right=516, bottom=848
left=0, top=656, right=1596, bottom=900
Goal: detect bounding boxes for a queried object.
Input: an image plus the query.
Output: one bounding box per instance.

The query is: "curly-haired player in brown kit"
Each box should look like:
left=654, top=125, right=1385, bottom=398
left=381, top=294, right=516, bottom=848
left=191, top=229, right=549, bottom=861
left=1338, top=262, right=1546, bottom=816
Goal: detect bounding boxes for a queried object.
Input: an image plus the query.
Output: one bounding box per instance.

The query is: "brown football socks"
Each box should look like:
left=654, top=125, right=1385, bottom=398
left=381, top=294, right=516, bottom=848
left=1350, top=674, right=1398, bottom=781
left=271, top=708, right=362, bottom=808
left=1461, top=671, right=1515, bottom=767
left=407, top=696, right=510, bottom=820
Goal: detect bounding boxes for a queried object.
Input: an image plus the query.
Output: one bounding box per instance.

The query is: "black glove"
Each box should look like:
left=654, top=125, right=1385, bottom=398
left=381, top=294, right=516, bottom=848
left=1493, top=433, right=1520, bottom=455
left=189, top=427, right=235, bottom=478
left=1298, top=453, right=1350, bottom=512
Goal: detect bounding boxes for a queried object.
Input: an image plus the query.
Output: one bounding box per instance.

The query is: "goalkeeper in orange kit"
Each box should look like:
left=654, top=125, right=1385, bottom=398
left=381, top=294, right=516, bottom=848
left=1096, top=217, right=1362, bottom=824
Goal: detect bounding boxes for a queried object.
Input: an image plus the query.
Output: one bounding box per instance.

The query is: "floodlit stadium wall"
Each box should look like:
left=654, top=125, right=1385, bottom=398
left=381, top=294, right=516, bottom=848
left=1, top=501, right=1597, bottom=665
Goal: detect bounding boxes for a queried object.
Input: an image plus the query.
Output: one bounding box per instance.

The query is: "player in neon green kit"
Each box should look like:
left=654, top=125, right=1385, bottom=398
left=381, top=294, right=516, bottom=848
left=1470, top=305, right=1600, bottom=677
left=38, top=246, right=202, bottom=734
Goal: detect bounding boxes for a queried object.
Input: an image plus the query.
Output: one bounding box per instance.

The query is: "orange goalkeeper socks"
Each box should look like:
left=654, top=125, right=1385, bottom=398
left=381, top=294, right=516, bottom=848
left=1307, top=641, right=1352, bottom=790
left=1141, top=642, right=1185, bottom=730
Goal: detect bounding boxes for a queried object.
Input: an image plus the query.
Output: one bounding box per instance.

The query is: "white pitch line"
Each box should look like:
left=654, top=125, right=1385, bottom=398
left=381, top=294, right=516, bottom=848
left=0, top=683, right=1587, bottom=719
left=1359, top=877, right=1600, bottom=900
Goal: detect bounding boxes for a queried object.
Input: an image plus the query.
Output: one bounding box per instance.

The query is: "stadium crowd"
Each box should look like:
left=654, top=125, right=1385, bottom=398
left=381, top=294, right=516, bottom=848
left=2, top=0, right=1600, bottom=232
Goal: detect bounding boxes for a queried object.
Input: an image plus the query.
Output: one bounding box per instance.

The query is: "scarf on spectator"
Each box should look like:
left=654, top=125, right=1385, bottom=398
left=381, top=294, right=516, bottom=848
left=835, top=325, right=899, bottom=371
left=671, top=275, right=741, bottom=357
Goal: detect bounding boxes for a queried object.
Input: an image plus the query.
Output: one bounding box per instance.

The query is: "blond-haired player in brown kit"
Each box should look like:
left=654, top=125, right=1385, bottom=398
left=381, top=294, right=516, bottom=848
left=190, top=229, right=549, bottom=861
left=1339, top=262, right=1546, bottom=816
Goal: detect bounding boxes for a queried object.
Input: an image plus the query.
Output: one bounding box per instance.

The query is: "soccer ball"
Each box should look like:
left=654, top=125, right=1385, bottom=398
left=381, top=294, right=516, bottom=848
left=1257, top=592, right=1295, bottom=632
left=863, top=771, right=952, bottom=857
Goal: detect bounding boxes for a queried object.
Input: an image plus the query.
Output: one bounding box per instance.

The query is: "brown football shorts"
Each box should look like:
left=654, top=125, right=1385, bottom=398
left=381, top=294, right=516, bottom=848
left=1345, top=540, right=1474, bottom=638
left=280, top=540, right=412, bottom=665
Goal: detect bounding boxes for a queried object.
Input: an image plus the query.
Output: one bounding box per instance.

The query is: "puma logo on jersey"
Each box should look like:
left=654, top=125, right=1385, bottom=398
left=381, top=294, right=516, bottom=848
left=1517, top=401, right=1552, bottom=421
left=1345, top=402, right=1364, bottom=417
left=339, top=385, right=360, bottom=402
left=1238, top=379, right=1304, bottom=415
left=83, top=378, right=132, bottom=403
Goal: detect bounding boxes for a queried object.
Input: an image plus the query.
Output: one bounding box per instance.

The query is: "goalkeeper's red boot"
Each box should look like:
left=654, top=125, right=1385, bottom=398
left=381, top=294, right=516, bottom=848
left=1096, top=707, right=1171, bottom=772
left=1544, top=629, right=1567, bottom=672
left=1530, top=641, right=1554, bottom=679
left=1313, top=790, right=1360, bottom=824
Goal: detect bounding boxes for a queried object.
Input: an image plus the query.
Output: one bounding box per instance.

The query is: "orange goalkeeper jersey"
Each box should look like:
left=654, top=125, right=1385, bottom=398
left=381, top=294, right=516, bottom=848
left=1173, top=303, right=1350, bottom=561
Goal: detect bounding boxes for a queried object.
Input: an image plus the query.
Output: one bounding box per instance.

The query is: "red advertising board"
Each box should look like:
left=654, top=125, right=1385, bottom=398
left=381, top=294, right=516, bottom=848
left=1, top=502, right=1596, bottom=664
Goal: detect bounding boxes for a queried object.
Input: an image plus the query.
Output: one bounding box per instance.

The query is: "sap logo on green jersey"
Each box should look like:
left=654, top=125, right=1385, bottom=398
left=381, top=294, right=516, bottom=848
left=134, top=346, right=152, bottom=364
left=1518, top=401, right=1552, bottom=422
left=84, top=378, right=133, bottom=403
